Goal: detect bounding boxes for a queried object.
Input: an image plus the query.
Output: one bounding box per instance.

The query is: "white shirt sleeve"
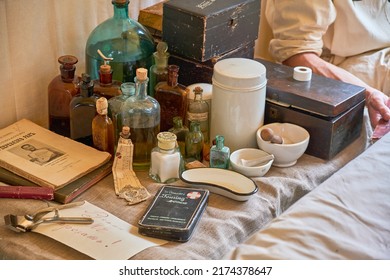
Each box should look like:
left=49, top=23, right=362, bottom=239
left=265, top=0, right=390, bottom=62
left=265, top=0, right=336, bottom=63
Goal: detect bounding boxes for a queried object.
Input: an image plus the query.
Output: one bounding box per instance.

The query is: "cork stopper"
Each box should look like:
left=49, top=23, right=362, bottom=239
left=193, top=86, right=203, bottom=94
left=96, top=97, right=108, bottom=115
left=120, top=126, right=131, bottom=139
left=157, top=132, right=177, bottom=150
left=136, top=68, right=148, bottom=81
left=97, top=49, right=113, bottom=73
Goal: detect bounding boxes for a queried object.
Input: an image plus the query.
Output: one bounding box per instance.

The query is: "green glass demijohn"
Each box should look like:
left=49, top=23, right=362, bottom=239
left=85, top=0, right=155, bottom=83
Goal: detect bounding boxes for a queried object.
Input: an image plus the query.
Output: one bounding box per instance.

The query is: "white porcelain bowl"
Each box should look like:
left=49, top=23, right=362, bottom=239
left=256, top=123, right=310, bottom=167
left=230, top=148, right=274, bottom=177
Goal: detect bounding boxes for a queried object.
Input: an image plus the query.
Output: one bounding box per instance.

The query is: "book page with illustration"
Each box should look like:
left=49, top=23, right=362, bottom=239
left=0, top=119, right=111, bottom=189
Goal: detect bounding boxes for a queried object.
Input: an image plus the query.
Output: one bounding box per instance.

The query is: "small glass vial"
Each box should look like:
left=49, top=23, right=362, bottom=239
left=168, top=116, right=189, bottom=156
left=70, top=73, right=99, bottom=146
left=48, top=55, right=79, bottom=137
left=154, top=65, right=189, bottom=132
left=187, top=86, right=210, bottom=161
left=185, top=121, right=204, bottom=162
left=93, top=50, right=122, bottom=99
left=121, top=68, right=160, bottom=170
left=149, top=41, right=169, bottom=97
left=209, top=135, right=230, bottom=169
left=108, top=82, right=135, bottom=145
left=149, top=132, right=183, bottom=183
left=92, top=97, right=115, bottom=155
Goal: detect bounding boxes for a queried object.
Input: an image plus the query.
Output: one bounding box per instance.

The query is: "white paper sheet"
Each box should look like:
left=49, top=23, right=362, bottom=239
left=33, top=201, right=167, bottom=260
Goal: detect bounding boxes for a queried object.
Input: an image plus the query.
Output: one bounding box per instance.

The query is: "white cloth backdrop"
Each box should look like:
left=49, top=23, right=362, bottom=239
left=0, top=0, right=162, bottom=129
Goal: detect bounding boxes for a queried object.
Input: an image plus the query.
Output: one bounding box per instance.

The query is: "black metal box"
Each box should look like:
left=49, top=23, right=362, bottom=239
left=162, top=0, right=260, bottom=62
left=138, top=185, right=209, bottom=242
left=258, top=59, right=366, bottom=160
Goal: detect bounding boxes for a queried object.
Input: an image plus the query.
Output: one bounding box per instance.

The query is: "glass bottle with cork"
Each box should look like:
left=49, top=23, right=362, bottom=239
left=149, top=41, right=169, bottom=97
left=108, top=82, right=135, bottom=145
left=93, top=50, right=122, bottom=99
left=70, top=73, right=99, bottom=146
left=154, top=65, right=189, bottom=132
left=92, top=97, right=115, bottom=156
left=168, top=116, right=189, bottom=156
left=186, top=86, right=210, bottom=161
left=121, top=68, right=160, bottom=170
left=149, top=132, right=183, bottom=183
left=48, top=55, right=79, bottom=137
left=209, top=135, right=230, bottom=169
left=85, top=0, right=155, bottom=83
left=185, top=121, right=204, bottom=162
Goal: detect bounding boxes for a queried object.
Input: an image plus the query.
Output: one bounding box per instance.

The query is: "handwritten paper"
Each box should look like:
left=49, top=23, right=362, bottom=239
left=32, top=201, right=167, bottom=260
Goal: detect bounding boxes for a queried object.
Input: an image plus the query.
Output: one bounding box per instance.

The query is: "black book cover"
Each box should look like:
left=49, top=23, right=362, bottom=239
left=138, top=185, right=209, bottom=242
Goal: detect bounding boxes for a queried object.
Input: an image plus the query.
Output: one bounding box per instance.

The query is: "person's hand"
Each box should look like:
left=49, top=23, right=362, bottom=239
left=366, top=90, right=390, bottom=128
left=284, top=53, right=390, bottom=128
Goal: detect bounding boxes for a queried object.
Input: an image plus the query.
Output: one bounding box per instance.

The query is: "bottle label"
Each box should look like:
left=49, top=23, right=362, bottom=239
left=187, top=112, right=208, bottom=122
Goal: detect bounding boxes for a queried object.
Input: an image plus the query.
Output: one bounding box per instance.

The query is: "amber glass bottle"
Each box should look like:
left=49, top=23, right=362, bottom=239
left=48, top=55, right=79, bottom=137
left=92, top=97, right=115, bottom=155
left=154, top=65, right=189, bottom=132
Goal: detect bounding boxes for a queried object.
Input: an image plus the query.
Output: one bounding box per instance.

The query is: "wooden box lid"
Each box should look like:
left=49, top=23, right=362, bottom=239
left=163, top=0, right=260, bottom=62
left=258, top=59, right=366, bottom=118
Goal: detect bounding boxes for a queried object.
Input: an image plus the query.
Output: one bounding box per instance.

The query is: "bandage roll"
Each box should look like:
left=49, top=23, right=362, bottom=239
left=293, top=66, right=312, bottom=81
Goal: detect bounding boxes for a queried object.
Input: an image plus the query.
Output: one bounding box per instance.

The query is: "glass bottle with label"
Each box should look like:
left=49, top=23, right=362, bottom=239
left=186, top=86, right=210, bottom=161
left=93, top=50, right=122, bottom=99
left=149, top=41, right=169, bottom=97
left=185, top=121, right=204, bottom=162
left=92, top=97, right=115, bottom=155
left=168, top=116, right=189, bottom=156
left=149, top=132, right=183, bottom=183
left=154, top=65, right=189, bottom=132
left=209, top=135, right=230, bottom=169
left=48, top=55, right=79, bottom=137
left=108, top=82, right=135, bottom=145
left=70, top=73, right=99, bottom=146
left=121, top=68, right=160, bottom=170
left=85, top=0, right=155, bottom=83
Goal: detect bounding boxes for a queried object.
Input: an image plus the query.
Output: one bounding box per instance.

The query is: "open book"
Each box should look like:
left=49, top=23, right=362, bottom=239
left=0, top=119, right=111, bottom=190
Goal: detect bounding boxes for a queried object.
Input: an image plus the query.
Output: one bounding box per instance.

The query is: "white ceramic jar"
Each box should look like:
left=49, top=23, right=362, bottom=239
left=210, top=58, right=267, bottom=152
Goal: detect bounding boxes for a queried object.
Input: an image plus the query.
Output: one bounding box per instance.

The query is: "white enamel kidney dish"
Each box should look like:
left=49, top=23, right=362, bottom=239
left=180, top=168, right=258, bottom=201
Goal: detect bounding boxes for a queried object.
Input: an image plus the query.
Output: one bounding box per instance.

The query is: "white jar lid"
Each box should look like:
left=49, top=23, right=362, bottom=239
left=212, top=58, right=267, bottom=91
left=157, top=132, right=177, bottom=150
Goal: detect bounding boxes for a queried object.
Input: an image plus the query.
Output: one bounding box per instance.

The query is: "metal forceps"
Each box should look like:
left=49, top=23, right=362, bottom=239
left=4, top=201, right=94, bottom=232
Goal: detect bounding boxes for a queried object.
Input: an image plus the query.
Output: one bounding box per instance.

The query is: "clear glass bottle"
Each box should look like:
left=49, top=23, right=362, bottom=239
left=93, top=49, right=122, bottom=99
left=168, top=116, right=189, bottom=156
left=185, top=121, right=204, bottom=162
left=92, top=97, right=115, bottom=155
left=121, top=68, right=160, bottom=170
left=154, top=65, right=189, bottom=132
left=108, top=82, right=135, bottom=145
left=149, top=132, right=183, bottom=183
left=85, top=0, right=155, bottom=83
left=149, top=41, right=169, bottom=97
left=186, top=86, right=210, bottom=161
left=70, top=73, right=99, bottom=146
left=48, top=55, right=79, bottom=137
left=209, top=135, right=230, bottom=169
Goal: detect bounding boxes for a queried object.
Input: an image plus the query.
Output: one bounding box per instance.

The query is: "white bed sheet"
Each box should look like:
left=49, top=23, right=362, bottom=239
left=226, top=132, right=390, bottom=260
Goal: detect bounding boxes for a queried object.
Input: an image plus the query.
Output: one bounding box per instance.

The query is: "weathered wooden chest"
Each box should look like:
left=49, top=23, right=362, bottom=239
left=162, top=0, right=260, bottom=62
left=171, top=41, right=255, bottom=86
left=258, top=59, right=366, bottom=160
